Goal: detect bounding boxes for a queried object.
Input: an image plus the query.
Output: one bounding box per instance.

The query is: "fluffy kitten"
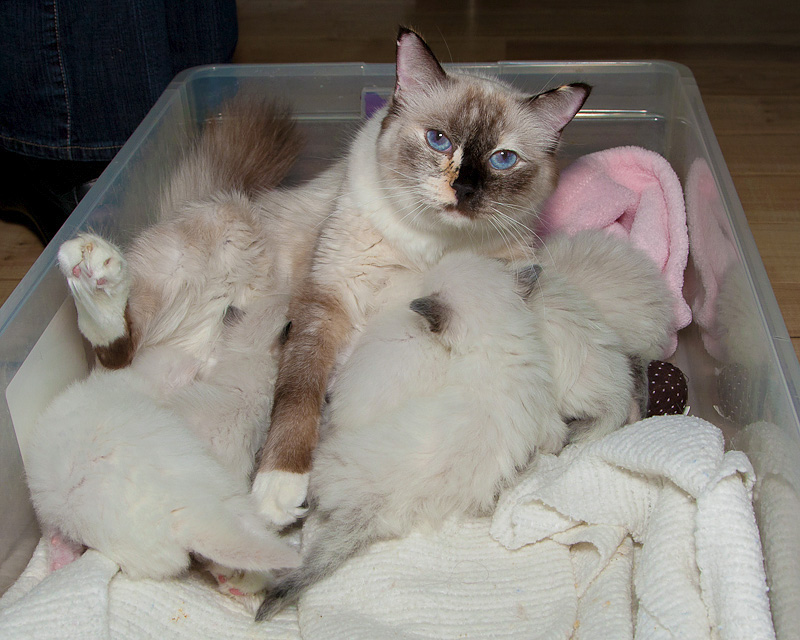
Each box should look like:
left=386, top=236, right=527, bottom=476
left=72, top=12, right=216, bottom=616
left=26, top=98, right=319, bottom=589
left=252, top=27, right=592, bottom=526
left=26, top=346, right=299, bottom=581
left=255, top=229, right=674, bottom=618
left=532, top=230, right=676, bottom=440
left=256, top=253, right=567, bottom=620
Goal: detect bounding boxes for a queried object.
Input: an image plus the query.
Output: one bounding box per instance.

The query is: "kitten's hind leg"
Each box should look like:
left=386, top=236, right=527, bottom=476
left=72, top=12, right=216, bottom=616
left=58, top=233, right=137, bottom=368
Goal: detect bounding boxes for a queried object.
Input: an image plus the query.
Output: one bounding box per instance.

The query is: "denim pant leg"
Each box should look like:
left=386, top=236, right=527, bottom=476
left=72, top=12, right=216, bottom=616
left=0, top=0, right=238, bottom=162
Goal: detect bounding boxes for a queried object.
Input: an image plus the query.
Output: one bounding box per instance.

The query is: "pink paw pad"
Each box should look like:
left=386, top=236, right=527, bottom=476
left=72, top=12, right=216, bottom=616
left=48, top=533, right=85, bottom=572
left=72, top=265, right=82, bottom=278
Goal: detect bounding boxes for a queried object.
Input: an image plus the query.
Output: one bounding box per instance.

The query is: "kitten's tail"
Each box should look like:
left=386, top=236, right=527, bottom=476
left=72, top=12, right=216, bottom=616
left=255, top=509, right=377, bottom=621
left=159, top=94, right=302, bottom=218
left=173, top=494, right=300, bottom=572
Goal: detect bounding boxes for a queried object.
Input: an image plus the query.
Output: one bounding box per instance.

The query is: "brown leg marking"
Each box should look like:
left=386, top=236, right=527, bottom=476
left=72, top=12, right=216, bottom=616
left=94, top=304, right=139, bottom=370
left=256, top=287, right=352, bottom=475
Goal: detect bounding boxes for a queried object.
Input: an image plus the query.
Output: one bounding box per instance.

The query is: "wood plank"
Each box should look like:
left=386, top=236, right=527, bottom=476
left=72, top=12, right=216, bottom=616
left=703, top=96, right=800, bottom=136
left=505, top=42, right=800, bottom=96
left=749, top=223, right=800, bottom=286
left=733, top=175, right=800, bottom=224
left=718, top=134, right=800, bottom=175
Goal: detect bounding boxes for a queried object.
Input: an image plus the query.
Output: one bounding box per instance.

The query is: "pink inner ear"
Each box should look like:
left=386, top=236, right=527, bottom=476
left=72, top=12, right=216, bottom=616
left=557, top=86, right=590, bottom=130
left=530, top=84, right=591, bottom=133
left=395, top=30, right=446, bottom=96
left=553, top=85, right=591, bottom=131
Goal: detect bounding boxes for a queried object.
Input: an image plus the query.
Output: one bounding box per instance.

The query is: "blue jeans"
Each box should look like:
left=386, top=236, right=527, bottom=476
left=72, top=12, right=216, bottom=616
left=0, top=0, right=238, bottom=162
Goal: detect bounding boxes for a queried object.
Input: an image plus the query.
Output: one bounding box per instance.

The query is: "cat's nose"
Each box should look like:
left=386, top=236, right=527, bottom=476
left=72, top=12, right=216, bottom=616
left=452, top=159, right=483, bottom=205
left=453, top=180, right=477, bottom=202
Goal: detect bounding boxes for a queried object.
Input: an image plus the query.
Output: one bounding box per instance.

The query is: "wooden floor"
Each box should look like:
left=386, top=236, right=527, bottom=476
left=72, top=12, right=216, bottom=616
left=2, top=0, right=799, bottom=357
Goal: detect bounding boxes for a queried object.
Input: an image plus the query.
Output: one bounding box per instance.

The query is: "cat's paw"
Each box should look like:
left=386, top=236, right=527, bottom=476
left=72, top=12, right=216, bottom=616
left=208, top=563, right=273, bottom=598
left=58, top=233, right=130, bottom=346
left=58, top=233, right=128, bottom=296
left=251, top=470, right=309, bottom=528
left=47, top=532, right=86, bottom=572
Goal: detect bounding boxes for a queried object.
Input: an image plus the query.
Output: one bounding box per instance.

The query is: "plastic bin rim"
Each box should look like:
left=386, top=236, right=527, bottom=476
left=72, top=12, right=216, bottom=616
left=168, top=59, right=697, bottom=86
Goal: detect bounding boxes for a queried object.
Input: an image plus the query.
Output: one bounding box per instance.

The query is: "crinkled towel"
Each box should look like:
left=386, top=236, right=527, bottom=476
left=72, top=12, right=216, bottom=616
left=0, top=415, right=774, bottom=639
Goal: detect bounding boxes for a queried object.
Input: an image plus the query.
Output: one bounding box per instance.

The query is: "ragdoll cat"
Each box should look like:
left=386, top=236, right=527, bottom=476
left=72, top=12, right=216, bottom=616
left=532, top=229, right=675, bottom=440
left=251, top=26, right=592, bottom=526
left=25, top=97, right=324, bottom=591
left=256, top=252, right=568, bottom=620
left=255, top=231, right=675, bottom=618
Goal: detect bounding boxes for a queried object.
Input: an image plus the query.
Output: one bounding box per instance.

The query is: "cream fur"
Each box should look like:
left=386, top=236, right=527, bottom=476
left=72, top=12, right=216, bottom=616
left=252, top=36, right=591, bottom=524
left=257, top=253, right=568, bottom=619
left=26, top=365, right=299, bottom=580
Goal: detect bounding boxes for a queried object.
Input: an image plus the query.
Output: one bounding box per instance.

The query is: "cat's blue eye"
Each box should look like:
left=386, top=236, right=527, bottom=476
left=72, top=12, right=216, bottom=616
left=489, top=150, right=518, bottom=170
left=426, top=129, right=452, bottom=153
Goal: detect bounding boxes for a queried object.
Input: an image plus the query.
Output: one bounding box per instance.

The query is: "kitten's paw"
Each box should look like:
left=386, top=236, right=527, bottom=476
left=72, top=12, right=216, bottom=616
left=251, top=470, right=309, bottom=528
left=58, top=233, right=130, bottom=345
left=208, top=563, right=273, bottom=598
left=58, top=233, right=128, bottom=296
left=47, top=533, right=86, bottom=572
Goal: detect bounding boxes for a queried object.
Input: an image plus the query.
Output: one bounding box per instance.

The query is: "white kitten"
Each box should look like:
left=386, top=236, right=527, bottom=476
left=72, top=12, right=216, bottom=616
left=256, top=252, right=567, bottom=619
left=532, top=230, right=676, bottom=441
left=26, top=363, right=299, bottom=581
left=26, top=97, right=323, bottom=592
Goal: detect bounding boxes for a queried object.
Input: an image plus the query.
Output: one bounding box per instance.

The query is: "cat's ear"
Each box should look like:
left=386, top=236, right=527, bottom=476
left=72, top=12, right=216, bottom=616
left=394, top=27, right=447, bottom=103
left=410, top=294, right=450, bottom=333
left=526, top=83, right=591, bottom=137
left=516, top=264, right=543, bottom=300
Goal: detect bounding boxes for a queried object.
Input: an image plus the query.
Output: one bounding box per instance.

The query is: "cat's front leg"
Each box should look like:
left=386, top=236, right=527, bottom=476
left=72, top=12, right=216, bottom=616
left=251, top=286, right=352, bottom=526
left=58, top=233, right=137, bottom=369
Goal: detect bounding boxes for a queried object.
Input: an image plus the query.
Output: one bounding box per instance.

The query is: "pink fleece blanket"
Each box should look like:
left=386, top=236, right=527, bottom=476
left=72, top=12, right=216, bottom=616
left=539, top=146, right=691, bottom=356
left=684, top=158, right=739, bottom=362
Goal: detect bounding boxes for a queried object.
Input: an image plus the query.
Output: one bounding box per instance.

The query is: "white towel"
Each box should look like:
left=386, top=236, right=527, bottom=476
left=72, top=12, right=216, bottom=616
left=735, top=421, right=800, bottom=640
left=0, top=415, right=775, bottom=639
left=0, top=539, right=301, bottom=640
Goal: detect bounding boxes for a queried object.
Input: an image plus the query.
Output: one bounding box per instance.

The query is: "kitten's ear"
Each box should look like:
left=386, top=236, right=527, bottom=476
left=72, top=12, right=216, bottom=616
left=410, top=294, right=450, bottom=333
left=516, top=264, right=543, bottom=300
left=526, top=83, right=592, bottom=136
left=394, top=27, right=447, bottom=103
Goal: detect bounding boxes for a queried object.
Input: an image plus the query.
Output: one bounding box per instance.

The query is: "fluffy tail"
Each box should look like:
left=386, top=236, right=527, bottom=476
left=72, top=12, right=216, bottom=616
left=174, top=493, right=300, bottom=573
left=159, top=94, right=302, bottom=218
left=256, top=509, right=377, bottom=621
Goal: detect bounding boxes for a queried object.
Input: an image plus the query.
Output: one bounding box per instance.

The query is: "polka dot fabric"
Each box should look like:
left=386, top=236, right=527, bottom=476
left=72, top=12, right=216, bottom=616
left=646, top=360, right=688, bottom=417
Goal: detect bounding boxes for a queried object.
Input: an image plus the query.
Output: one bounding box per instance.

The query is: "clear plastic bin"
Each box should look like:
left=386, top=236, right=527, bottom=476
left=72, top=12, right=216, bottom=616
left=1, top=61, right=798, bottom=635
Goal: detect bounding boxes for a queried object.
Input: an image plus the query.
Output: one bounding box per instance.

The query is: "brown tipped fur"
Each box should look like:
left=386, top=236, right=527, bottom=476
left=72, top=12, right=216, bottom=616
left=199, top=96, right=302, bottom=196
left=94, top=304, right=139, bottom=370
left=256, top=286, right=353, bottom=475
left=159, top=95, right=303, bottom=218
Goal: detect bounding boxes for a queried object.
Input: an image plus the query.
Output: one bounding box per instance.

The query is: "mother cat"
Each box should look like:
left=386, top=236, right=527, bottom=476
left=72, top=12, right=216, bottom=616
left=252, top=28, right=591, bottom=525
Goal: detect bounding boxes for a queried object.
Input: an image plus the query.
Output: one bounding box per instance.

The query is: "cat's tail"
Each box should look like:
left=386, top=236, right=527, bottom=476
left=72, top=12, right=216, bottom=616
left=159, top=94, right=302, bottom=218
left=173, top=493, right=301, bottom=573
left=255, top=508, right=377, bottom=621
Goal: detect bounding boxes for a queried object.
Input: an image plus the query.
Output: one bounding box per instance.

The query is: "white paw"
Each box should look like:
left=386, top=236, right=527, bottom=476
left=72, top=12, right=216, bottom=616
left=58, top=233, right=128, bottom=294
left=207, top=562, right=273, bottom=598
left=58, top=233, right=130, bottom=345
left=251, top=470, right=309, bottom=528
